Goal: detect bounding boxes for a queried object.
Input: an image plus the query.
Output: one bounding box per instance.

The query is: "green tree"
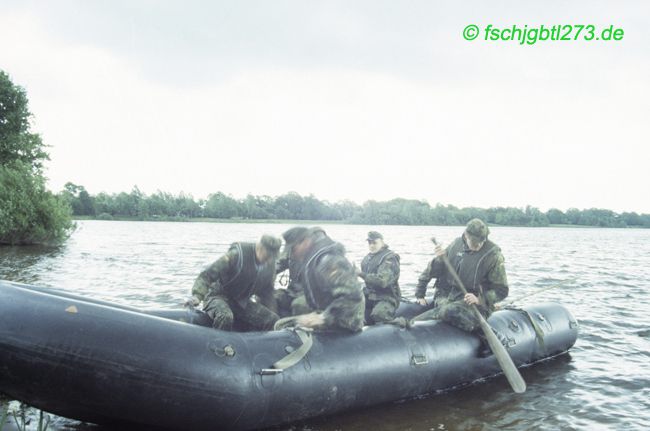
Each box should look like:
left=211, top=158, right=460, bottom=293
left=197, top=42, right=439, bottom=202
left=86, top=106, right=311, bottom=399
left=242, top=194, right=273, bottom=219
left=274, top=192, right=306, bottom=220
left=204, top=192, right=241, bottom=218
left=93, top=192, right=116, bottom=216
left=0, top=71, right=49, bottom=173
left=525, top=206, right=549, bottom=227
left=174, top=192, right=202, bottom=218
left=621, top=212, right=642, bottom=226
left=0, top=70, right=73, bottom=244
left=546, top=208, right=567, bottom=225
left=61, top=182, right=95, bottom=216
left=0, top=162, right=73, bottom=244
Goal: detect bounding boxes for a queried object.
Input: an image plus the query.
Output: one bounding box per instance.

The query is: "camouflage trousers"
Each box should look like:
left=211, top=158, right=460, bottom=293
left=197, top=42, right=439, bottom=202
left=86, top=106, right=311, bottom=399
left=273, top=290, right=312, bottom=318
left=413, top=298, right=489, bottom=332
left=203, top=295, right=278, bottom=331
left=364, top=298, right=398, bottom=325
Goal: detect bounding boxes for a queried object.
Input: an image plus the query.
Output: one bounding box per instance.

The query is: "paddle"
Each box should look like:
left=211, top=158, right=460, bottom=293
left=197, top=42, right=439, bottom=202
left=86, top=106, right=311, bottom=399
left=431, top=237, right=527, bottom=394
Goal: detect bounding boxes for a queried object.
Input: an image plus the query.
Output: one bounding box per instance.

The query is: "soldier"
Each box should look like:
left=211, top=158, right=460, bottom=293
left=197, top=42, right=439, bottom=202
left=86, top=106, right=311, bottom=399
left=187, top=234, right=282, bottom=331
left=273, top=227, right=312, bottom=317
left=413, top=218, right=509, bottom=333
left=278, top=226, right=365, bottom=332
left=356, top=231, right=401, bottom=324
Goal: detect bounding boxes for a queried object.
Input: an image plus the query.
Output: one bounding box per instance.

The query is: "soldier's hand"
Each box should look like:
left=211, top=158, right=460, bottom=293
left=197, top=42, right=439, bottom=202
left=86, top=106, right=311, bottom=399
left=434, top=244, right=445, bottom=258
left=294, top=312, right=325, bottom=329
left=416, top=298, right=428, bottom=306
left=184, top=296, right=201, bottom=308
left=464, top=293, right=479, bottom=306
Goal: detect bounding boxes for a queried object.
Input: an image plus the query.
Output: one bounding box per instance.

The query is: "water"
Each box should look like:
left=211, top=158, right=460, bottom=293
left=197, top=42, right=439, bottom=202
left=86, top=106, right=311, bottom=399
left=1, top=221, right=650, bottom=430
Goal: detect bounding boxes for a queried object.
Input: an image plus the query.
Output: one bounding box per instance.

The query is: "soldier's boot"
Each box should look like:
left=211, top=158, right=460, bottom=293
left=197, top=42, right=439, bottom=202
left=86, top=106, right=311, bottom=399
left=477, top=327, right=509, bottom=358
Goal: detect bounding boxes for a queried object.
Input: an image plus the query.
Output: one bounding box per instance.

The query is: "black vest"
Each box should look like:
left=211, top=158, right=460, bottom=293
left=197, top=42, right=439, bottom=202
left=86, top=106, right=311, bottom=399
left=435, top=237, right=500, bottom=302
left=361, top=246, right=398, bottom=274
left=222, top=242, right=275, bottom=306
left=361, top=246, right=400, bottom=296
left=301, top=236, right=342, bottom=311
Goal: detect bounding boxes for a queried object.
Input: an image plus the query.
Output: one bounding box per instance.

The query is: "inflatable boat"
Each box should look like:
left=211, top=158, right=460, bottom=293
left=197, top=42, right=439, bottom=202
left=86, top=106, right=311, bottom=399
left=0, top=280, right=578, bottom=430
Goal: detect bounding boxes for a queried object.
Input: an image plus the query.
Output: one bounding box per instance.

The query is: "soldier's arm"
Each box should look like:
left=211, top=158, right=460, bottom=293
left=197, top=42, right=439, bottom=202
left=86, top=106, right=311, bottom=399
left=415, top=257, right=443, bottom=298
left=483, top=253, right=509, bottom=306
left=319, top=256, right=364, bottom=331
left=362, top=256, right=399, bottom=290
left=256, top=262, right=278, bottom=312
left=191, top=249, right=236, bottom=302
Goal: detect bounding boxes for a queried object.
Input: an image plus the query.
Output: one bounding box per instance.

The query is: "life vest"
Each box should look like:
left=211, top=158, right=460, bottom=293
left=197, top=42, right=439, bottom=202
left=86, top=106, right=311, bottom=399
left=361, top=246, right=397, bottom=274
left=435, top=237, right=500, bottom=303
left=222, top=242, right=275, bottom=307
left=361, top=246, right=401, bottom=301
left=301, top=236, right=343, bottom=311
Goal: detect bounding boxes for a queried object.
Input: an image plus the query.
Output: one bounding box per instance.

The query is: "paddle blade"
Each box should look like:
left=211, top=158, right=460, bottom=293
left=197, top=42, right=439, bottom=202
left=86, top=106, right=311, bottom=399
left=478, top=317, right=527, bottom=393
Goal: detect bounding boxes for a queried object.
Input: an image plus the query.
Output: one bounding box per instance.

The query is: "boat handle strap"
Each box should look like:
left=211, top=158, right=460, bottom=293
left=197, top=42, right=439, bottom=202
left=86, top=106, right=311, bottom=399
left=265, top=328, right=313, bottom=373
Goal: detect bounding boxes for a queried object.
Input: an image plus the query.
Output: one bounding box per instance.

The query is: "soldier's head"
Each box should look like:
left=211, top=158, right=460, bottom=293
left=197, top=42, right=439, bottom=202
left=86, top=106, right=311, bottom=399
left=256, top=234, right=281, bottom=263
left=282, top=226, right=326, bottom=260
left=366, top=231, right=384, bottom=253
left=464, top=218, right=489, bottom=251
left=281, top=226, right=310, bottom=260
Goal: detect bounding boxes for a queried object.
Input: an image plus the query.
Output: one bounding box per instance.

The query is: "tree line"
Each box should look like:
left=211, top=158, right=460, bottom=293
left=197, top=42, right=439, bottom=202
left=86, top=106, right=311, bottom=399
left=62, top=185, right=650, bottom=229
left=0, top=71, right=73, bottom=245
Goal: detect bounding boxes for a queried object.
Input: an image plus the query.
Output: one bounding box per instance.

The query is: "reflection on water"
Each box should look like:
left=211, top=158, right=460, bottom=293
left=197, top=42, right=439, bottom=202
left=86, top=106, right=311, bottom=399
left=2, top=221, right=650, bottom=430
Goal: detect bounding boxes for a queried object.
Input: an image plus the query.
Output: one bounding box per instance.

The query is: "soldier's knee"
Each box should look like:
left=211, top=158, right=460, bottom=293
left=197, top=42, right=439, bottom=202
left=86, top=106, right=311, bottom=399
left=210, top=309, right=234, bottom=331
left=439, top=307, right=479, bottom=332
left=412, top=308, right=438, bottom=322
left=450, top=318, right=478, bottom=332
left=370, top=304, right=395, bottom=324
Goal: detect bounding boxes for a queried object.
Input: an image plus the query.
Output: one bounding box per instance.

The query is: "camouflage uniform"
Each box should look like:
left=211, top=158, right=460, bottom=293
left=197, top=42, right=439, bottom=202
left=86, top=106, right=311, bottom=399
left=273, top=252, right=312, bottom=317
left=289, top=228, right=365, bottom=332
left=414, top=221, right=508, bottom=332
left=359, top=245, right=401, bottom=324
left=192, top=242, right=279, bottom=331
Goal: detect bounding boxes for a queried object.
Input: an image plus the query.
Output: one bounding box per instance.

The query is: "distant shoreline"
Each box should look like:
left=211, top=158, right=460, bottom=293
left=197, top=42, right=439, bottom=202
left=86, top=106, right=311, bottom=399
left=71, top=217, right=638, bottom=229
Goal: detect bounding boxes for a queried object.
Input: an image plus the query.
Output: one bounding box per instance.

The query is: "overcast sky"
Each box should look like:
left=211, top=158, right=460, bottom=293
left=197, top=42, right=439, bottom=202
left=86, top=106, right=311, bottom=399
left=1, top=0, right=648, bottom=213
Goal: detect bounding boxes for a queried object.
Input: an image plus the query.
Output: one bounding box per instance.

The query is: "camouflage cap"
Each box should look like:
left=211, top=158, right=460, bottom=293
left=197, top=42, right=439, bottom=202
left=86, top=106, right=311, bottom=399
left=367, top=231, right=383, bottom=241
left=282, top=227, right=309, bottom=246
left=465, top=218, right=489, bottom=240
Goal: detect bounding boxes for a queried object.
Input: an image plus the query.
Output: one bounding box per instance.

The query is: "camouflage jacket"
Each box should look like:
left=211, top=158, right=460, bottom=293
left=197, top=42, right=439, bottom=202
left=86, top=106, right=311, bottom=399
left=415, top=237, right=508, bottom=313
left=192, top=242, right=276, bottom=309
left=359, top=246, right=401, bottom=305
left=300, top=237, right=365, bottom=332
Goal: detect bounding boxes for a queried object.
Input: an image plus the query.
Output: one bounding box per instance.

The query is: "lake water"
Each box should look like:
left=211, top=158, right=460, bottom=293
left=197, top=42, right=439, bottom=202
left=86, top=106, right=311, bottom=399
left=1, top=220, right=649, bottom=430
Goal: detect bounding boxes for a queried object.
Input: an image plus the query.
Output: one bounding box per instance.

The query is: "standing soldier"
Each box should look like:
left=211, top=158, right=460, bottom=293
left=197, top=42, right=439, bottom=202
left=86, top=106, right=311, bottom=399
left=187, top=234, right=281, bottom=331
left=413, top=218, right=509, bottom=334
left=357, top=231, right=401, bottom=325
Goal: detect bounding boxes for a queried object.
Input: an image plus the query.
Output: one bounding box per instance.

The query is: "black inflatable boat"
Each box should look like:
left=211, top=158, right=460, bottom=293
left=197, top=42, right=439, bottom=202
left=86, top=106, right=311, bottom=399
left=0, top=280, right=578, bottom=430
